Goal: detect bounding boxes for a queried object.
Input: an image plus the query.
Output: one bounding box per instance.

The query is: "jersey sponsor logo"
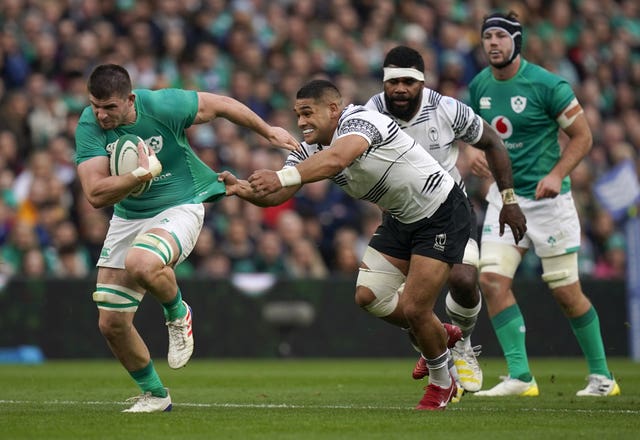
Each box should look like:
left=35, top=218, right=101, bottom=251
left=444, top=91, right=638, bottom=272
left=479, top=97, right=491, bottom=109
left=511, top=96, right=527, bottom=113
left=491, top=116, right=513, bottom=139
left=153, top=172, right=173, bottom=181
left=434, top=233, right=447, bottom=252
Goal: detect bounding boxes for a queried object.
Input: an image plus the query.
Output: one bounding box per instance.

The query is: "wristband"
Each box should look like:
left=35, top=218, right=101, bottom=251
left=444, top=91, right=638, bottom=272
left=276, top=167, right=302, bottom=187
left=501, top=188, right=518, bottom=205
left=131, top=166, right=152, bottom=181
left=131, top=155, right=162, bottom=182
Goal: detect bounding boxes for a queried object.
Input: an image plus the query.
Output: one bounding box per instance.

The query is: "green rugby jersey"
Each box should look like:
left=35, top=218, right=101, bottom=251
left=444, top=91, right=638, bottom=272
left=75, top=88, right=226, bottom=219
left=469, top=59, right=576, bottom=199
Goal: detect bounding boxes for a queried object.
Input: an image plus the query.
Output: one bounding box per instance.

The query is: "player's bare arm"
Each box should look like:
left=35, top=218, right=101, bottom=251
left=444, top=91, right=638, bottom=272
left=473, top=120, right=527, bottom=243
left=464, top=142, right=492, bottom=178
left=219, top=170, right=298, bottom=206
left=193, top=92, right=300, bottom=151
left=249, top=134, right=368, bottom=195
left=535, top=111, right=591, bottom=199
left=472, top=120, right=514, bottom=188
left=77, top=141, right=160, bottom=208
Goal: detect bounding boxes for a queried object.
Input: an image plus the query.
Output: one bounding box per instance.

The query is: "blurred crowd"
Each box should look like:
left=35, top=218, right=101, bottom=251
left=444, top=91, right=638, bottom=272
left=0, top=0, right=638, bottom=282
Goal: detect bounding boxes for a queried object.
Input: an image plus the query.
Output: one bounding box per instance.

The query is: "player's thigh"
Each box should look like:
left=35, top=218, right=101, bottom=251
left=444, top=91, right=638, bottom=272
left=525, top=193, right=581, bottom=258
left=142, top=203, right=205, bottom=265
left=402, top=254, right=450, bottom=311
left=481, top=200, right=532, bottom=250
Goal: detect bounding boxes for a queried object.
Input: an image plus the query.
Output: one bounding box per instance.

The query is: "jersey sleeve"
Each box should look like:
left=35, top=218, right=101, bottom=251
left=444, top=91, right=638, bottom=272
left=74, top=107, right=108, bottom=165
left=336, top=113, right=384, bottom=147
left=547, top=80, right=577, bottom=119
left=141, top=88, right=199, bottom=132
left=438, top=96, right=483, bottom=144
left=283, top=144, right=311, bottom=168
left=363, top=93, right=385, bottom=113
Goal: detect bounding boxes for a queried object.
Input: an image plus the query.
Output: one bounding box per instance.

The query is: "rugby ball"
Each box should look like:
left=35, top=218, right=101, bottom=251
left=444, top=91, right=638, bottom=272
left=108, top=134, right=152, bottom=197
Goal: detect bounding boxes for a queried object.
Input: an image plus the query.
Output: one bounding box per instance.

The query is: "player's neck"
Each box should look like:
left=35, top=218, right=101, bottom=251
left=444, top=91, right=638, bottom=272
left=124, top=107, right=137, bottom=125
left=491, top=56, right=521, bottom=81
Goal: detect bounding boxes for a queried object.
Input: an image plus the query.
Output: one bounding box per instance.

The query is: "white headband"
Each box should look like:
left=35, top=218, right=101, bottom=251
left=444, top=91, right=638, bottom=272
left=383, top=67, right=425, bottom=82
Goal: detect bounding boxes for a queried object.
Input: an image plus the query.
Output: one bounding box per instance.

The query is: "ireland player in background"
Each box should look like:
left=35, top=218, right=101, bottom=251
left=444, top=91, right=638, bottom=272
left=75, top=64, right=299, bottom=412
left=467, top=12, right=620, bottom=397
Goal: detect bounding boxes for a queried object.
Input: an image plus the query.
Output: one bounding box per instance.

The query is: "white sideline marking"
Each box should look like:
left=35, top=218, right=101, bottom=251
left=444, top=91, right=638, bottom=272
left=1, top=400, right=638, bottom=414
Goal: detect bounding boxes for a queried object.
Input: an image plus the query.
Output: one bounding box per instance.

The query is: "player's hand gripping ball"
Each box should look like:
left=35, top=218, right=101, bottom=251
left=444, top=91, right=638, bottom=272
left=108, top=134, right=156, bottom=197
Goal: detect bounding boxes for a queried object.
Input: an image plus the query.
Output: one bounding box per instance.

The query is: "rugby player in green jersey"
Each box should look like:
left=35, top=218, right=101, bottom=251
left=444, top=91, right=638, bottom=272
left=467, top=12, right=620, bottom=397
left=75, top=64, right=299, bottom=412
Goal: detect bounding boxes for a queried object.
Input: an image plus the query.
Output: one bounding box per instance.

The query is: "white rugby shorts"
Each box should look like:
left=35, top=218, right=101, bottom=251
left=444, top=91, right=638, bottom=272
left=97, top=203, right=205, bottom=268
left=481, top=183, right=581, bottom=258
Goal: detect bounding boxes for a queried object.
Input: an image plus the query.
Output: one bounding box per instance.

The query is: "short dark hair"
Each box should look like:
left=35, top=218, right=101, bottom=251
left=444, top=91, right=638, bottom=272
left=296, top=79, right=341, bottom=102
left=383, top=46, right=425, bottom=72
left=87, top=64, right=132, bottom=99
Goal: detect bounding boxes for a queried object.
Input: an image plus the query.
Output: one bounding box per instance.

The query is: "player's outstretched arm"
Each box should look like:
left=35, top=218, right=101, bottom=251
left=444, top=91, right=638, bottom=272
left=194, top=92, right=300, bottom=151
left=219, top=170, right=298, bottom=207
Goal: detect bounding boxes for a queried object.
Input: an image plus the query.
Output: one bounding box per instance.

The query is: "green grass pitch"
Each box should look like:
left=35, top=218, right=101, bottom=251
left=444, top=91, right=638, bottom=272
left=1, top=357, right=639, bottom=440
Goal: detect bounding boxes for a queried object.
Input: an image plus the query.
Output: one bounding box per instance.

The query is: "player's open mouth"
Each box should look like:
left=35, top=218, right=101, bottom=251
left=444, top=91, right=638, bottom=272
left=302, top=128, right=314, bottom=135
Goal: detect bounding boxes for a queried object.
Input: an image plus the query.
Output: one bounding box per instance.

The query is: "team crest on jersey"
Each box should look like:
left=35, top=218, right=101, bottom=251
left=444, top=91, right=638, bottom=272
left=428, top=127, right=438, bottom=143
left=511, top=96, right=527, bottom=113
left=146, top=135, right=163, bottom=153
left=491, top=116, right=513, bottom=139
left=479, top=97, right=491, bottom=109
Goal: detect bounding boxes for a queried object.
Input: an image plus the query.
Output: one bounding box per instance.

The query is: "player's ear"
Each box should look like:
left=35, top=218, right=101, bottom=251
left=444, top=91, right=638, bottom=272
left=328, top=101, right=340, bottom=117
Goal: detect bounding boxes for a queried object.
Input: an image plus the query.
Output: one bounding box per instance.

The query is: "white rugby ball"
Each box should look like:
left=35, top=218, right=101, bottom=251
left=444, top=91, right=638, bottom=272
left=108, top=134, right=152, bottom=197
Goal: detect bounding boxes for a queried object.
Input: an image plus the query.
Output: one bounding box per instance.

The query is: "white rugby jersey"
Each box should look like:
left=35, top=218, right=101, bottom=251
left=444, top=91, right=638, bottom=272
left=284, top=104, right=454, bottom=224
left=365, top=88, right=483, bottom=192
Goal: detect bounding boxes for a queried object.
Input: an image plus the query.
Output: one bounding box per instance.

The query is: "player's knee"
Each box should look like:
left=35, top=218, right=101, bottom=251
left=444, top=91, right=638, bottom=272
left=479, top=241, right=521, bottom=279
left=97, top=310, right=132, bottom=340
left=357, top=247, right=405, bottom=318
left=448, top=264, right=478, bottom=295
left=358, top=283, right=401, bottom=318
left=478, top=271, right=503, bottom=299
left=354, top=285, right=376, bottom=308
left=401, top=300, right=430, bottom=325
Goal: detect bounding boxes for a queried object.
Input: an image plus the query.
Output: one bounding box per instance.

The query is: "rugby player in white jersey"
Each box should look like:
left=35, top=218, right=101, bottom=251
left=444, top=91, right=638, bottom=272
left=220, top=79, right=526, bottom=410
left=364, top=45, right=525, bottom=395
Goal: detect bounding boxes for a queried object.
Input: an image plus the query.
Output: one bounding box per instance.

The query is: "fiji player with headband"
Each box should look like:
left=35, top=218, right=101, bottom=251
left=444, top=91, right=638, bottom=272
left=467, top=11, right=620, bottom=397
left=365, top=45, right=526, bottom=397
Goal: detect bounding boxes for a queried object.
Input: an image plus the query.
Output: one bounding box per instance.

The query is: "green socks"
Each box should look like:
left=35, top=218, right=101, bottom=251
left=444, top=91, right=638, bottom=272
left=162, top=288, right=187, bottom=321
left=129, top=361, right=167, bottom=397
left=570, top=306, right=611, bottom=378
left=491, top=304, right=532, bottom=382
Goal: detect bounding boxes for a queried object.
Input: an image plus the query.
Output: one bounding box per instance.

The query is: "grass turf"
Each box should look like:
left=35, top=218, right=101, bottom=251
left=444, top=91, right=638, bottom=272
left=1, top=357, right=638, bottom=440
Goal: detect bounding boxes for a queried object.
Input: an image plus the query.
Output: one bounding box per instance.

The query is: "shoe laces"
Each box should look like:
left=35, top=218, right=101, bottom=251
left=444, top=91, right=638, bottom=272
left=584, top=374, right=610, bottom=391
left=125, top=392, right=154, bottom=409
left=453, top=342, right=482, bottom=358
left=167, top=316, right=190, bottom=344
